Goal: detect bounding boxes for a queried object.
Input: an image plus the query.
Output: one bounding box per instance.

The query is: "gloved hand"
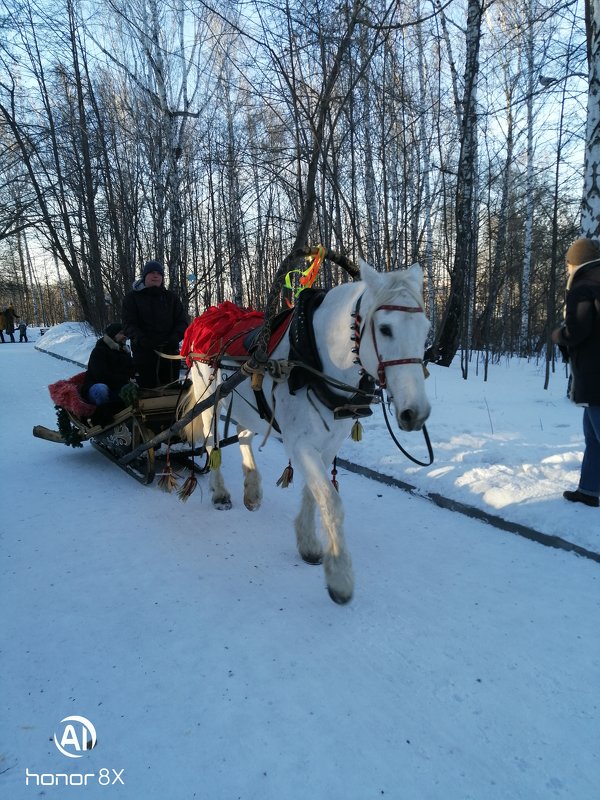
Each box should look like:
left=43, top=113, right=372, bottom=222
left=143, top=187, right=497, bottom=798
left=119, top=382, right=139, bottom=405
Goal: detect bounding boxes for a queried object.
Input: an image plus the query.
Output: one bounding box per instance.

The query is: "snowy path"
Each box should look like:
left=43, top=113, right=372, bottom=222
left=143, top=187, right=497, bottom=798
left=1, top=344, right=599, bottom=800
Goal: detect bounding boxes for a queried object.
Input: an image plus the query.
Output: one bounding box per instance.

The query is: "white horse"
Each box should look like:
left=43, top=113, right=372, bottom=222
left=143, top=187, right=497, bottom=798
left=179, top=260, right=431, bottom=604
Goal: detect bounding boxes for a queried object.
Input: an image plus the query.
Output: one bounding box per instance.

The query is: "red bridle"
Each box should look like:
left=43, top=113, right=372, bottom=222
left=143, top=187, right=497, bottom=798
left=368, top=304, right=425, bottom=389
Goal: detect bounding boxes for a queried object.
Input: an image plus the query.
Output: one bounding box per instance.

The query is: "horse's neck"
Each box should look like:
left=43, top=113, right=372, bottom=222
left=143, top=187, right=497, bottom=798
left=312, top=281, right=365, bottom=379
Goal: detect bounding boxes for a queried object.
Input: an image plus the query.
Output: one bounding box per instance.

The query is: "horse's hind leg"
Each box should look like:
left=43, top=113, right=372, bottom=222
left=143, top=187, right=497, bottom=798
left=295, top=448, right=353, bottom=604
left=295, top=486, right=323, bottom=565
left=237, top=427, right=262, bottom=511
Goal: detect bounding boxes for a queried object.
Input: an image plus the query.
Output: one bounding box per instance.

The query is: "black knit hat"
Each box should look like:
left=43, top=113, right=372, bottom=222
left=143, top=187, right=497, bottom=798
left=142, top=260, right=164, bottom=279
left=105, top=322, right=123, bottom=340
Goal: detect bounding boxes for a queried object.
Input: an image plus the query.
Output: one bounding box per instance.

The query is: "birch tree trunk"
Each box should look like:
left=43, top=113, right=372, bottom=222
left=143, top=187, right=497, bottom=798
left=581, top=0, right=600, bottom=236
left=433, top=0, right=485, bottom=369
left=416, top=9, right=435, bottom=332
left=520, top=0, right=536, bottom=354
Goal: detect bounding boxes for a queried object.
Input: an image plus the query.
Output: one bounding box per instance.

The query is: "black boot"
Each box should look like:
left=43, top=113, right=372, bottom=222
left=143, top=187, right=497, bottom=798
left=563, top=490, right=599, bottom=508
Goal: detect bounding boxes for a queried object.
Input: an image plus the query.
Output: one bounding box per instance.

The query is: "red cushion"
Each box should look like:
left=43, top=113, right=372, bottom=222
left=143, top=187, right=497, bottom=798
left=48, top=372, right=96, bottom=417
left=181, top=302, right=291, bottom=365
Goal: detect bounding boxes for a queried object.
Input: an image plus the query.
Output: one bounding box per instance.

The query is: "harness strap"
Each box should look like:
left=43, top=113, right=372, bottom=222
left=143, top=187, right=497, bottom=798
left=253, top=386, right=281, bottom=433
left=381, top=395, right=434, bottom=466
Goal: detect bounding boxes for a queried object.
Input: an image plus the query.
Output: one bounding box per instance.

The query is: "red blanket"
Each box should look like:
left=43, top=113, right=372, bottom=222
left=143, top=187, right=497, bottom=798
left=48, top=372, right=96, bottom=418
left=181, top=302, right=292, bottom=366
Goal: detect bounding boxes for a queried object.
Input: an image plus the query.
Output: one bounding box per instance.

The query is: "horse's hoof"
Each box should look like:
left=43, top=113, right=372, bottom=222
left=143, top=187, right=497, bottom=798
left=243, top=498, right=261, bottom=511
left=301, top=552, right=323, bottom=565
left=213, top=498, right=232, bottom=510
left=327, top=586, right=353, bottom=605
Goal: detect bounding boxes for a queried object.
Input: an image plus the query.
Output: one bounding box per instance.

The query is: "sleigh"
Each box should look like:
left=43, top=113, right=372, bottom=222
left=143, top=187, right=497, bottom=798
left=32, top=372, right=214, bottom=485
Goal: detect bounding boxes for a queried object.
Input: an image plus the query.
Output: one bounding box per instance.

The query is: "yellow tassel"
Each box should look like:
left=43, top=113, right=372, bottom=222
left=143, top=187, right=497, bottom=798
left=178, top=473, right=198, bottom=502
left=208, top=448, right=221, bottom=470
left=351, top=420, right=363, bottom=442
left=276, top=461, right=293, bottom=488
left=423, top=363, right=430, bottom=379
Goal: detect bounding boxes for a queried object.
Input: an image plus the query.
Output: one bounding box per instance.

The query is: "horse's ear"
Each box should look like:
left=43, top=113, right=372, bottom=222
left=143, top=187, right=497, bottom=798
left=359, top=258, right=383, bottom=290
left=405, top=262, right=424, bottom=291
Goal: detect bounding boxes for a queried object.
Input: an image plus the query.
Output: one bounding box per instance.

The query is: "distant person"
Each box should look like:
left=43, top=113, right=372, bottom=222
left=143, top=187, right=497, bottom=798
left=18, top=321, right=28, bottom=342
left=552, top=236, right=600, bottom=508
left=82, top=323, right=136, bottom=406
left=122, top=260, right=188, bottom=388
left=0, top=309, right=5, bottom=343
left=4, top=303, right=18, bottom=343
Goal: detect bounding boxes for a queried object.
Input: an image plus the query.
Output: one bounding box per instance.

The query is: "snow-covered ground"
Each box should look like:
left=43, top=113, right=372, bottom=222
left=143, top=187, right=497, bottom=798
left=1, top=324, right=598, bottom=800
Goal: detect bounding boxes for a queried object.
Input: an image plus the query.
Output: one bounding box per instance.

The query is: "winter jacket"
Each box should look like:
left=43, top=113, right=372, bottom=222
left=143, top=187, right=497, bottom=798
left=82, top=335, right=135, bottom=398
left=122, top=281, right=188, bottom=355
left=4, top=305, right=18, bottom=334
left=555, top=258, right=600, bottom=405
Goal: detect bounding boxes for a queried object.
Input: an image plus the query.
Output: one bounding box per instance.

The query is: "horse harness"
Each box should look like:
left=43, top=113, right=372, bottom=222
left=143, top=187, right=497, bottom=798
left=287, top=289, right=375, bottom=420
left=285, top=287, right=426, bottom=418
left=197, top=286, right=432, bottom=465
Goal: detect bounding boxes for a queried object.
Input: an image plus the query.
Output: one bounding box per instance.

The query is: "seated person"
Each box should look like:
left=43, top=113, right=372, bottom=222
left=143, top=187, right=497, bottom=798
left=82, top=323, right=136, bottom=407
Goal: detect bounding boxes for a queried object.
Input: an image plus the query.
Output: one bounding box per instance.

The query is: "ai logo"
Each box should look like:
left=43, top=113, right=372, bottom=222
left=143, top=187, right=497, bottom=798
left=54, top=716, right=97, bottom=758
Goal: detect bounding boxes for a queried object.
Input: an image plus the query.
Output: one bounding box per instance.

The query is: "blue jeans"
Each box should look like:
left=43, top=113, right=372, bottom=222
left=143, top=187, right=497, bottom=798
left=578, top=406, right=600, bottom=497
left=88, top=383, right=116, bottom=405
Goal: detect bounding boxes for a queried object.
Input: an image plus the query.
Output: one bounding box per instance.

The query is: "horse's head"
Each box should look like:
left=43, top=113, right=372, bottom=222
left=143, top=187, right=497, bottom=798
left=358, top=260, right=431, bottom=431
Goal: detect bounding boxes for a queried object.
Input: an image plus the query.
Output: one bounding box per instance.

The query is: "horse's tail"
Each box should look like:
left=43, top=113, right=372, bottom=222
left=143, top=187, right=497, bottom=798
left=176, top=385, right=203, bottom=444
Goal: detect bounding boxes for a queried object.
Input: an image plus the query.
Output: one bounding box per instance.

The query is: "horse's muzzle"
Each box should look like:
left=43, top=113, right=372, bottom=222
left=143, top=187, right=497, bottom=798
left=397, top=404, right=430, bottom=432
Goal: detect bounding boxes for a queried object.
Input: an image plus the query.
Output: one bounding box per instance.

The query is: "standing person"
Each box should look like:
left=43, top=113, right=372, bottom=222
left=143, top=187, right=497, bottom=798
left=122, top=260, right=188, bottom=388
left=18, top=321, right=28, bottom=342
left=4, top=303, right=18, bottom=342
left=0, top=309, right=5, bottom=343
left=552, top=236, right=600, bottom=507
left=82, top=323, right=136, bottom=406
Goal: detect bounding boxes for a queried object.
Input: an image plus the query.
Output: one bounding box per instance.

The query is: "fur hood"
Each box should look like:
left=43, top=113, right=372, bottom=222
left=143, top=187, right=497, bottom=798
left=102, top=333, right=131, bottom=355
left=131, top=278, right=165, bottom=292
left=567, top=258, right=600, bottom=289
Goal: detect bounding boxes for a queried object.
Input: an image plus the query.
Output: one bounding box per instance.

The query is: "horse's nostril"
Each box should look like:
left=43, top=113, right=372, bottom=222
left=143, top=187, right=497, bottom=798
left=400, top=409, right=415, bottom=424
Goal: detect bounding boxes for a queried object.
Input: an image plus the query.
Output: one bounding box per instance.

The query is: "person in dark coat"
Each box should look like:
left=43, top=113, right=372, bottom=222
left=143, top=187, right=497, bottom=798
left=4, top=303, right=18, bottom=342
left=18, top=321, right=28, bottom=342
left=552, top=236, right=600, bottom=507
left=82, top=323, right=136, bottom=405
left=122, top=260, right=189, bottom=388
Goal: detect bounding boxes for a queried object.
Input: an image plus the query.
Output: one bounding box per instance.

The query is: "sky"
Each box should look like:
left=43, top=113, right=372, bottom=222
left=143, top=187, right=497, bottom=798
left=1, top=323, right=598, bottom=800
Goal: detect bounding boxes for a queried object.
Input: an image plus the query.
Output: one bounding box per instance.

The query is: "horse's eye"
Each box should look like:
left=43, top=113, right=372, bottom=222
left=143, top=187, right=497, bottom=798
left=379, top=324, right=392, bottom=337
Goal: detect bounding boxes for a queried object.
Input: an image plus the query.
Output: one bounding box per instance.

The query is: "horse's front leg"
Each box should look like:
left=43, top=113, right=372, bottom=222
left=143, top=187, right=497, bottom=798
left=295, top=485, right=323, bottom=565
left=203, top=406, right=232, bottom=510
left=295, top=447, right=354, bottom=604
left=237, top=427, right=262, bottom=511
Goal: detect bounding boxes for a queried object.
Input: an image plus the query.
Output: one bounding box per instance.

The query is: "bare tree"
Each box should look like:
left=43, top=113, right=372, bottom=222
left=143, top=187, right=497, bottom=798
left=433, top=0, right=486, bottom=369
left=581, top=0, right=600, bottom=235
